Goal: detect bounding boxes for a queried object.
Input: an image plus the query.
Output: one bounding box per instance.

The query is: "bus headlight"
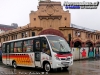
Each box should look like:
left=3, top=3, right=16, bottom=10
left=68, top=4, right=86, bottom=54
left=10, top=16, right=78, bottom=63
left=71, top=56, right=73, bottom=59
left=54, top=55, right=60, bottom=60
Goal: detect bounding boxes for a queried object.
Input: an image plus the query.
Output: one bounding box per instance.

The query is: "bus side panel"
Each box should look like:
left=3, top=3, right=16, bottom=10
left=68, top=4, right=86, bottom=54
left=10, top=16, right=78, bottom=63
left=8, top=53, right=35, bottom=67
left=41, top=52, right=52, bottom=68
left=2, top=54, right=7, bottom=65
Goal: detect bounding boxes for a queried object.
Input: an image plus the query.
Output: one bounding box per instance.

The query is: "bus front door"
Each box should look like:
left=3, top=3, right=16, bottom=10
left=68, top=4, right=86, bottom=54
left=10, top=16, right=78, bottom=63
left=34, top=38, right=41, bottom=67
left=6, top=44, right=10, bottom=65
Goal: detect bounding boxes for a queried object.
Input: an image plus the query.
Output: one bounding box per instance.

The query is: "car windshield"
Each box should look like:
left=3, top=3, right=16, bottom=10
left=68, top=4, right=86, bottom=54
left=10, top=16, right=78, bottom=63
left=47, top=36, right=71, bottom=53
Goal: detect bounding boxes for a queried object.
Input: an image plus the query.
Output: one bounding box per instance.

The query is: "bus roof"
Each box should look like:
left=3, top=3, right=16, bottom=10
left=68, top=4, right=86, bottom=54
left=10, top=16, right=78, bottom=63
left=2, top=34, right=57, bottom=44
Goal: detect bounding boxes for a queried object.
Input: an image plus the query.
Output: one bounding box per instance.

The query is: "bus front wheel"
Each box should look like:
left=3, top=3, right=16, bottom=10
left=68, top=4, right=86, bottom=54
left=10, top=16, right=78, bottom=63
left=13, top=62, right=17, bottom=69
left=43, top=63, right=51, bottom=72
left=63, top=67, right=69, bottom=71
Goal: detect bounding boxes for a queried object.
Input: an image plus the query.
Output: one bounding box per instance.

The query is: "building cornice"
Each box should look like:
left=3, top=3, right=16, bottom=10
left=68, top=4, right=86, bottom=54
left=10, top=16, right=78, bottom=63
left=0, top=27, right=43, bottom=37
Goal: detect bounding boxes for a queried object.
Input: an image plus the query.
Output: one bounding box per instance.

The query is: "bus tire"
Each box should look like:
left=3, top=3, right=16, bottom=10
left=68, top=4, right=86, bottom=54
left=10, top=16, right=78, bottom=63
left=63, top=67, right=69, bottom=71
left=13, top=62, right=17, bottom=69
left=43, top=62, right=51, bottom=72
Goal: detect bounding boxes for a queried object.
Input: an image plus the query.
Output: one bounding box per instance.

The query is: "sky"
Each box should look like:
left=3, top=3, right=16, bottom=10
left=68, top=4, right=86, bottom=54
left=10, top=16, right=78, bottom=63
left=0, top=0, right=100, bottom=31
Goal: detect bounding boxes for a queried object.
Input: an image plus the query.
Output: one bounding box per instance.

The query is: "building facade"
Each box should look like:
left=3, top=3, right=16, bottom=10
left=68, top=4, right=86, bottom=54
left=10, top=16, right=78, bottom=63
left=0, top=1, right=100, bottom=48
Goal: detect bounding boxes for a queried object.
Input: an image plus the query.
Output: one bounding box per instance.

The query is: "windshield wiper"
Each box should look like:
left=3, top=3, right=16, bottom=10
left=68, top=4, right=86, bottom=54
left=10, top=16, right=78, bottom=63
left=59, top=42, right=64, bottom=49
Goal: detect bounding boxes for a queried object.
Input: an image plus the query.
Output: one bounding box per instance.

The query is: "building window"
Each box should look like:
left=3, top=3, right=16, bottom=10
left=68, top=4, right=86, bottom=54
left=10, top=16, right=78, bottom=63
left=6, top=37, right=8, bottom=41
left=86, top=33, right=93, bottom=39
left=15, top=35, right=17, bottom=39
left=4, top=38, right=5, bottom=41
left=88, top=34, right=90, bottom=38
left=22, top=33, right=24, bottom=38
left=75, top=31, right=81, bottom=37
left=98, top=35, right=99, bottom=39
left=34, top=18, right=36, bottom=21
left=65, top=18, right=66, bottom=20
left=91, top=34, right=93, bottom=38
left=25, top=32, right=27, bottom=37
left=96, top=35, right=97, bottom=39
left=13, top=36, right=15, bottom=40
left=11, top=36, right=13, bottom=40
left=22, top=32, right=27, bottom=38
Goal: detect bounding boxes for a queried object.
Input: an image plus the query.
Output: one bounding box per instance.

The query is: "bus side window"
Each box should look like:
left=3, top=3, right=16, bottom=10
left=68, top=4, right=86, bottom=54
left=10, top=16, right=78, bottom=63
left=23, top=40, right=33, bottom=52
left=26, top=40, right=33, bottom=52
left=23, top=41, right=27, bottom=52
left=7, top=44, right=10, bottom=53
left=10, top=43, right=14, bottom=53
left=17, top=41, right=22, bottom=52
left=36, top=41, right=40, bottom=51
left=14, top=41, right=22, bottom=53
left=14, top=42, right=17, bottom=53
left=41, top=37, right=51, bottom=55
left=2, top=44, right=5, bottom=53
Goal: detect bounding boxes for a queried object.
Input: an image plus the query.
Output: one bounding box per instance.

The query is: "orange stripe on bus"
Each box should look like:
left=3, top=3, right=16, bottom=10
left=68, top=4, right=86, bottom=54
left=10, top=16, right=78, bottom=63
left=2, top=54, right=34, bottom=66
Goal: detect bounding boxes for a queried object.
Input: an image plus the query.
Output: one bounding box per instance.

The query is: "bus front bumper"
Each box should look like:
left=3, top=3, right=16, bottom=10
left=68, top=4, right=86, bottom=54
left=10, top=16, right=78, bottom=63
left=52, top=59, right=73, bottom=69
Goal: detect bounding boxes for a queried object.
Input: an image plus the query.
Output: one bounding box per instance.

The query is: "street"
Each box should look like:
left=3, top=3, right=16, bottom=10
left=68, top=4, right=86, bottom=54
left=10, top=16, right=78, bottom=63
left=0, top=59, right=100, bottom=75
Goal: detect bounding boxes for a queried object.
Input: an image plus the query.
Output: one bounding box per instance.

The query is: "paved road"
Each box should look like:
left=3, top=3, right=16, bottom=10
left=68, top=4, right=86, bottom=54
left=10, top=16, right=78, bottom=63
left=0, top=60, right=100, bottom=75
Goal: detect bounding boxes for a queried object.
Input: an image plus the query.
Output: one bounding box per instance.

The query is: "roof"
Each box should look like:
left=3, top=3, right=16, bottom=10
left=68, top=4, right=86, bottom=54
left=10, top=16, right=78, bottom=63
left=2, top=34, right=56, bottom=43
left=70, top=24, right=96, bottom=32
left=0, top=24, right=18, bottom=31
left=0, top=24, right=16, bottom=28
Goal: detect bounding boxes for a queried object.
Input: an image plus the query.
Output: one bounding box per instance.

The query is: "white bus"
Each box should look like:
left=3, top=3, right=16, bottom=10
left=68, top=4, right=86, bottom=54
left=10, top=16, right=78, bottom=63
left=2, top=35, right=73, bottom=72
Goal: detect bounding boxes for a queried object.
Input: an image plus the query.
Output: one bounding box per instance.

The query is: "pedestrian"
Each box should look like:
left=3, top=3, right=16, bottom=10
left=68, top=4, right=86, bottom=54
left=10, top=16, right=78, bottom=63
left=88, top=47, right=94, bottom=60
left=95, top=47, right=99, bottom=60
left=81, top=48, right=86, bottom=58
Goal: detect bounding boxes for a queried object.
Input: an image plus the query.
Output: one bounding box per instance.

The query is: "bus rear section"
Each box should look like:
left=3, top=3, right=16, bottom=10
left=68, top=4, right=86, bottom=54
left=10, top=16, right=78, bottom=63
left=1, top=35, right=73, bottom=72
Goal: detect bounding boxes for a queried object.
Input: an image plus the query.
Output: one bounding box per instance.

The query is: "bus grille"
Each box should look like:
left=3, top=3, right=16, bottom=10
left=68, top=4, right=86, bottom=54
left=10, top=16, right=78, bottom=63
left=61, top=58, right=70, bottom=61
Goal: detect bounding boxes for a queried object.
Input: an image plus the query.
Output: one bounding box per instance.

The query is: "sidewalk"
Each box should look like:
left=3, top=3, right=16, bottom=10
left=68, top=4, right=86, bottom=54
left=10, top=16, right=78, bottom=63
left=74, top=57, right=100, bottom=61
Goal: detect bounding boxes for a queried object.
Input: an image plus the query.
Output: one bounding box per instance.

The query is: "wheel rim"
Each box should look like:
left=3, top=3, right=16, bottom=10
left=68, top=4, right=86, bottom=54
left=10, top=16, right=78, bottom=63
left=45, top=63, right=50, bottom=72
left=13, top=62, right=16, bottom=68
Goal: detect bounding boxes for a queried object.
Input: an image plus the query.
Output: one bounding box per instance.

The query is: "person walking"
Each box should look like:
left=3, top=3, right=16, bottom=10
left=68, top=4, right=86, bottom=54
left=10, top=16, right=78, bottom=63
left=95, top=47, right=99, bottom=60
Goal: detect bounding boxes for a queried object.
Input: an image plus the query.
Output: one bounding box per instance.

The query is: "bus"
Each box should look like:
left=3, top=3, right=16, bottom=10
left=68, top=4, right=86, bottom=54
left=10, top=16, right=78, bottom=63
left=2, top=35, right=73, bottom=72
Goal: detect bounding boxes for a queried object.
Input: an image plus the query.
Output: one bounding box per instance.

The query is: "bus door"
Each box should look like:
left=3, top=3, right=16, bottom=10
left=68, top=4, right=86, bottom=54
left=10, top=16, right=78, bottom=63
left=6, top=43, right=10, bottom=65
left=34, top=38, right=41, bottom=67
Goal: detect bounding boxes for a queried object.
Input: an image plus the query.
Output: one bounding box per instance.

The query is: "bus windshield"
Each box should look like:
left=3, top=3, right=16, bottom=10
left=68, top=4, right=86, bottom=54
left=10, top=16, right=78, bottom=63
left=47, top=36, right=71, bottom=53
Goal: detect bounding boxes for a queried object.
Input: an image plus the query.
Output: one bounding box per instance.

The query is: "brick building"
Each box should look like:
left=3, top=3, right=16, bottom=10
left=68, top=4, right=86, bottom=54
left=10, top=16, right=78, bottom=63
left=0, top=0, right=100, bottom=48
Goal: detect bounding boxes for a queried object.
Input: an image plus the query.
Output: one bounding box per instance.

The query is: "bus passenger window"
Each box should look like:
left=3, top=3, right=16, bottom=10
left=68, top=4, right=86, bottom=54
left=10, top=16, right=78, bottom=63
left=36, top=41, right=40, bottom=51
left=26, top=46, right=32, bottom=52
left=11, top=43, right=14, bottom=53
left=26, top=40, right=33, bottom=52
left=23, top=41, right=27, bottom=52
left=17, top=42, right=22, bottom=52
left=18, top=48, right=22, bottom=52
left=14, top=43, right=17, bottom=53
left=2, top=44, right=5, bottom=53
left=23, top=40, right=33, bottom=52
left=7, top=44, right=9, bottom=53
left=14, top=41, right=22, bottom=53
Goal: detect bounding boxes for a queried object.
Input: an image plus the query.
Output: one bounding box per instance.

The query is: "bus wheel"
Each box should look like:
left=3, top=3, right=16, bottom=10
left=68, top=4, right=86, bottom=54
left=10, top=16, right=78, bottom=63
left=63, top=67, right=69, bottom=71
left=13, top=62, right=17, bottom=69
left=44, top=63, right=51, bottom=72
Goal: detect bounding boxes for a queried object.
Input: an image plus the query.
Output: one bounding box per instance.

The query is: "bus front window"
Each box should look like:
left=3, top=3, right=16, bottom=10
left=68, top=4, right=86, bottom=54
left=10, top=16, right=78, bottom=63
left=47, top=36, right=71, bottom=53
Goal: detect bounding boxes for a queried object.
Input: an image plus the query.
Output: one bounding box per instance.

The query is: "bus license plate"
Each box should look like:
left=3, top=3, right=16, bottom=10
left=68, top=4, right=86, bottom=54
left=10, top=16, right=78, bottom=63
left=61, top=62, right=69, bottom=65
